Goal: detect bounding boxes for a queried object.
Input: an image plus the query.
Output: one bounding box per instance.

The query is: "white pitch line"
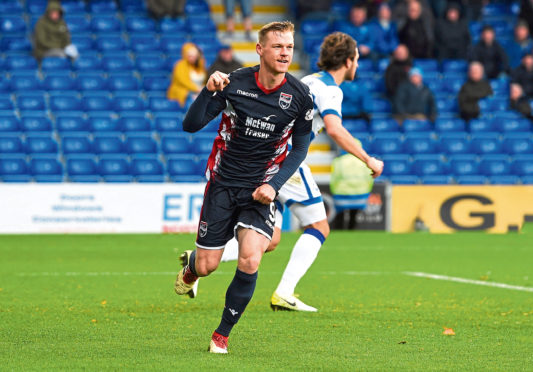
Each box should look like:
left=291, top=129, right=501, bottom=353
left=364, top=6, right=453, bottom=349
left=404, top=271, right=533, bottom=293
left=15, top=270, right=389, bottom=277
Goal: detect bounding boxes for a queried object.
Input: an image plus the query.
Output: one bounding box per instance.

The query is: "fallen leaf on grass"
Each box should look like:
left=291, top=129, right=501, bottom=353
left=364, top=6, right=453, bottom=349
left=91, top=319, right=97, bottom=323
left=443, top=327, right=455, bottom=335
left=101, top=300, right=107, bottom=305
left=398, top=341, right=407, bottom=344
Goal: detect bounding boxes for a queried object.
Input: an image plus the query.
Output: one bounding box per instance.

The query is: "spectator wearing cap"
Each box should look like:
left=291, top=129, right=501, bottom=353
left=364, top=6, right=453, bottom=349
left=393, top=67, right=437, bottom=123
left=435, top=3, right=471, bottom=60
left=511, top=54, right=533, bottom=98
left=33, top=1, right=79, bottom=61
left=167, top=43, right=206, bottom=107
left=146, top=0, right=185, bottom=19
left=468, top=25, right=510, bottom=79
left=206, top=44, right=243, bottom=77
left=369, top=4, right=399, bottom=58
left=458, top=61, right=493, bottom=121
left=385, top=44, right=412, bottom=98
left=510, top=83, right=533, bottom=119
left=507, top=21, right=533, bottom=68
left=397, top=0, right=434, bottom=58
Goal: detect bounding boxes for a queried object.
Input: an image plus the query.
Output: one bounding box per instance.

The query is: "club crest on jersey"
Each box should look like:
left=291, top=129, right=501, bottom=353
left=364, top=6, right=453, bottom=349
left=199, top=221, right=208, bottom=237
left=279, top=92, right=292, bottom=109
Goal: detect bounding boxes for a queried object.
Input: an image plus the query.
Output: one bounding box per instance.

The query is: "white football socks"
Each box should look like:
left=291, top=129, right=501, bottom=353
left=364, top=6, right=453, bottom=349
left=221, top=237, right=239, bottom=262
left=275, top=231, right=323, bottom=297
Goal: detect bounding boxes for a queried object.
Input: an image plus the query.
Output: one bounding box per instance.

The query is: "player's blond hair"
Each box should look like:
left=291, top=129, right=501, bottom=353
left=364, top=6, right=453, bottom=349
left=258, top=21, right=295, bottom=45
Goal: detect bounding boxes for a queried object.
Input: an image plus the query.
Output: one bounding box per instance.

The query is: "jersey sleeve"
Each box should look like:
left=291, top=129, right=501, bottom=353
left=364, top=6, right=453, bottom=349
left=292, top=91, right=314, bottom=136
left=182, top=83, right=228, bottom=133
left=314, top=85, right=343, bottom=119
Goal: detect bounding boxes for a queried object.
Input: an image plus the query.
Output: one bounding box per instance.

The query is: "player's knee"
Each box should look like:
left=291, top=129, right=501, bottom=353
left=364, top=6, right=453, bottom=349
left=238, top=255, right=261, bottom=274
left=309, top=219, right=330, bottom=239
left=195, top=257, right=220, bottom=276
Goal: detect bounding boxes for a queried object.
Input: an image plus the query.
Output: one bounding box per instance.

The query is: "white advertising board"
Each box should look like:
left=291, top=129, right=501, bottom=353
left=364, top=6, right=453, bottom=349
left=0, top=183, right=207, bottom=234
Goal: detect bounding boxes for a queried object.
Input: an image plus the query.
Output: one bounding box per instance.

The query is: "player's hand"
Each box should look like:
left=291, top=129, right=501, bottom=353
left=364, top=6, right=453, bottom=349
left=252, top=184, right=276, bottom=205
left=366, top=157, right=384, bottom=179
left=206, top=71, right=230, bottom=92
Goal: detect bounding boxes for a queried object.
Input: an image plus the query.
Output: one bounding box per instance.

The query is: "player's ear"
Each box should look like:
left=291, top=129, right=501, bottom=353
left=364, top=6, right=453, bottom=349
left=345, top=57, right=352, bottom=69
left=256, top=42, right=263, bottom=57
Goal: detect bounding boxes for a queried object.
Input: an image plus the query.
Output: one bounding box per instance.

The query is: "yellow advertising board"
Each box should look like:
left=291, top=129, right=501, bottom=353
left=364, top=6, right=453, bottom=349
left=391, top=186, right=533, bottom=233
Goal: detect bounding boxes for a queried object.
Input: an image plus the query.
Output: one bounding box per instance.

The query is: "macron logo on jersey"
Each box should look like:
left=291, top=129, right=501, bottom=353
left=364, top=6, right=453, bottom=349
left=237, top=89, right=258, bottom=99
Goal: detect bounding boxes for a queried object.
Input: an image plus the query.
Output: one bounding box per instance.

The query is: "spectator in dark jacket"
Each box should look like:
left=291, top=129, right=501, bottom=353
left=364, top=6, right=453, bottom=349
left=369, top=4, right=399, bottom=58
left=458, top=62, right=493, bottom=121
left=511, top=54, right=533, bottom=98
left=385, top=44, right=412, bottom=98
left=398, top=0, right=434, bottom=58
left=468, top=25, right=510, bottom=79
left=507, top=21, right=533, bottom=68
left=435, top=3, right=471, bottom=60
left=462, top=0, right=486, bottom=21
left=393, top=0, right=434, bottom=31
left=393, top=67, right=437, bottom=123
left=520, top=0, right=533, bottom=36
left=147, top=0, right=185, bottom=19
left=510, top=82, right=533, bottom=118
left=345, top=4, right=374, bottom=59
left=206, top=44, right=243, bottom=77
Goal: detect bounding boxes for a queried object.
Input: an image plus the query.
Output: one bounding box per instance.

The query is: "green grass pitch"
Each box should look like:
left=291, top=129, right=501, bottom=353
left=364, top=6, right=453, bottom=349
left=1, top=231, right=532, bottom=371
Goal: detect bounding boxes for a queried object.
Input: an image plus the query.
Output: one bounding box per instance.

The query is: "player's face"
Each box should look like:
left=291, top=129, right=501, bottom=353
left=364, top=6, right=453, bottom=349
left=345, top=48, right=359, bottom=81
left=257, top=31, right=294, bottom=74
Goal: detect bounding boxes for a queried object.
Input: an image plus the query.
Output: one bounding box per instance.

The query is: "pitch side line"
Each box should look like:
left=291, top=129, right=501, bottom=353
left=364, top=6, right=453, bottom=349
left=404, top=271, right=533, bottom=293
left=15, top=270, right=389, bottom=277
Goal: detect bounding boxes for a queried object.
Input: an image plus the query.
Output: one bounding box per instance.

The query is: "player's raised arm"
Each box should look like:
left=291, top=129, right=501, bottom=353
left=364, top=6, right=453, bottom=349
left=182, top=71, right=229, bottom=133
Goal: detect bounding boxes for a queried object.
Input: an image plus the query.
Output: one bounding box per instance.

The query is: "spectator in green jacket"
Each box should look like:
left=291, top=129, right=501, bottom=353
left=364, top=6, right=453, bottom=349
left=33, top=1, right=78, bottom=61
left=458, top=61, right=494, bottom=121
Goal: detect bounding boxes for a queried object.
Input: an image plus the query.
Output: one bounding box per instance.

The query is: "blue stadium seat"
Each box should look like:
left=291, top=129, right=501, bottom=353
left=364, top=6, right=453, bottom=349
left=0, top=135, right=24, bottom=154
left=469, top=119, right=497, bottom=133
left=91, top=16, right=121, bottom=33
left=443, top=75, right=465, bottom=94
left=372, top=133, right=403, bottom=154
left=102, top=56, right=134, bottom=71
left=187, top=17, right=216, bottom=34
left=21, top=115, right=53, bottom=132
left=77, top=73, right=107, bottom=91
left=50, top=94, right=82, bottom=112
left=185, top=0, right=210, bottom=15
left=113, top=96, right=146, bottom=113
left=126, top=17, right=156, bottom=33
left=381, top=154, right=411, bottom=176
left=0, top=114, right=21, bottom=133
left=56, top=113, right=90, bottom=133
left=343, top=119, right=367, bottom=133
left=1, top=36, right=32, bottom=52
left=43, top=74, right=77, bottom=91
left=490, top=79, right=508, bottom=94
left=136, top=56, right=166, bottom=72
left=119, top=115, right=151, bottom=132
left=426, top=79, right=445, bottom=94
left=108, top=74, right=139, bottom=91
left=414, top=59, right=439, bottom=72
left=356, top=59, right=374, bottom=73
left=439, top=132, right=471, bottom=155
left=191, top=133, right=215, bottom=155
left=368, top=98, right=391, bottom=113
left=369, top=118, right=400, bottom=133
left=434, top=118, right=466, bottom=133
left=25, top=135, right=58, bottom=154
left=89, top=0, right=118, bottom=13
left=125, top=135, right=158, bottom=154
left=497, top=118, right=531, bottom=132
left=70, top=35, right=94, bottom=51
left=503, top=133, right=533, bottom=154
left=303, top=35, right=324, bottom=55
left=41, top=57, right=70, bottom=71
left=61, top=1, right=86, bottom=14
left=161, top=134, right=191, bottom=154
left=0, top=16, right=27, bottom=34
left=412, top=154, right=446, bottom=176
left=402, top=119, right=432, bottom=132
left=30, top=156, right=63, bottom=182
left=441, top=59, right=468, bottom=74
left=61, top=135, right=92, bottom=155
left=456, top=175, right=487, bottom=184
left=130, top=34, right=161, bottom=53
left=17, top=94, right=46, bottom=112
left=0, top=97, right=14, bottom=111
left=471, top=133, right=502, bottom=154
left=421, top=175, right=453, bottom=184
left=83, top=95, right=113, bottom=112
left=143, top=76, right=169, bottom=92
left=0, top=2, right=23, bottom=13
left=65, top=15, right=90, bottom=33
left=131, top=156, right=165, bottom=181
left=0, top=156, right=29, bottom=181
left=73, top=56, right=102, bottom=71
left=154, top=113, right=184, bottom=132
left=479, top=98, right=507, bottom=112
left=436, top=98, right=458, bottom=113
left=511, top=155, right=533, bottom=176
left=150, top=97, right=182, bottom=113
left=167, top=154, right=200, bottom=180
left=10, top=74, right=42, bottom=91
left=98, top=155, right=132, bottom=182
left=160, top=35, right=187, bottom=53
left=96, top=35, right=128, bottom=51
left=93, top=135, right=124, bottom=154
left=160, top=18, right=187, bottom=33
left=389, top=175, right=419, bottom=184
left=449, top=154, right=479, bottom=176
left=121, top=0, right=146, bottom=13
left=404, top=133, right=438, bottom=154
left=489, top=175, right=520, bottom=185
left=88, top=114, right=120, bottom=132
left=26, top=0, right=47, bottom=14
left=479, top=155, right=510, bottom=176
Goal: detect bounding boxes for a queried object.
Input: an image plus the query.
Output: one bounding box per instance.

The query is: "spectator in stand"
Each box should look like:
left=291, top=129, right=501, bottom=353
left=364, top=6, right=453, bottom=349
left=509, top=83, right=533, bottom=119
left=435, top=3, right=471, bottom=60
left=398, top=0, right=434, bottom=58
left=462, top=0, right=487, bottom=21
left=520, top=0, right=533, bottom=36
left=468, top=25, right=510, bottom=79
left=296, top=0, right=331, bottom=18
left=167, top=43, right=206, bottom=107
left=345, top=4, right=374, bottom=59
left=33, top=1, right=79, bottom=61
left=206, top=44, right=243, bottom=77
left=224, top=0, right=253, bottom=41
left=507, top=21, right=533, bottom=69
left=146, top=0, right=185, bottom=19
left=458, top=61, right=493, bottom=121
left=369, top=4, right=399, bottom=58
left=385, top=44, right=412, bottom=98
left=393, top=67, right=437, bottom=123
left=393, top=0, right=434, bottom=31
left=511, top=54, right=533, bottom=98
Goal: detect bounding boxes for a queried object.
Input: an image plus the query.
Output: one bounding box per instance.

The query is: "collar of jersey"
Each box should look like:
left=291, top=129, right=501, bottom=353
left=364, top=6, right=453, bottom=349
left=318, top=71, right=338, bottom=87
left=254, top=71, right=287, bottom=94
